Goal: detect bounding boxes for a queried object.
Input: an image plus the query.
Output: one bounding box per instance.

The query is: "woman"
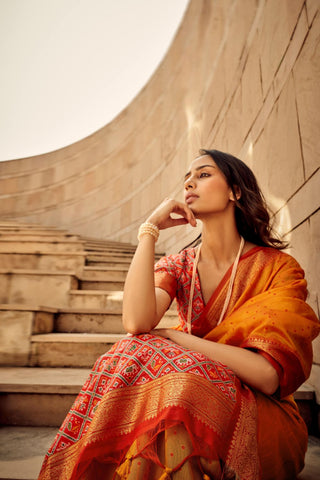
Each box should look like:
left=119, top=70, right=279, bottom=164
left=39, top=149, right=319, bottom=480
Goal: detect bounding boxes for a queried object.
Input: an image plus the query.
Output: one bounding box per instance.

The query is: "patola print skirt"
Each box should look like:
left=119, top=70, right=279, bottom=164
left=38, top=334, right=298, bottom=480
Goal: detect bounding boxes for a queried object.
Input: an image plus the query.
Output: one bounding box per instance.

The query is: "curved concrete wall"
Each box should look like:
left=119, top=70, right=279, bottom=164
left=0, top=0, right=319, bottom=319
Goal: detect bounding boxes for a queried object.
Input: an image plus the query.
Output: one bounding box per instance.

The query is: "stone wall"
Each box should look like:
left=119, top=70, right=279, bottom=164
left=0, top=0, right=319, bottom=387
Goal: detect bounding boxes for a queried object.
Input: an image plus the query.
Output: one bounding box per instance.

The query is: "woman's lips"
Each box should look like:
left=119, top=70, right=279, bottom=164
left=185, top=194, right=199, bottom=204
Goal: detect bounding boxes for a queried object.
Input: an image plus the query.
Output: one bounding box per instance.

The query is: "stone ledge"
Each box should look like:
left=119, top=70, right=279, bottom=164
left=0, top=304, right=57, bottom=313
left=0, top=367, right=90, bottom=394
left=0, top=250, right=86, bottom=256
left=0, top=269, right=77, bottom=276
left=83, top=265, right=129, bottom=272
left=69, top=289, right=123, bottom=296
left=0, top=365, right=316, bottom=399
left=294, top=383, right=316, bottom=401
left=31, top=333, right=126, bottom=343
left=0, top=233, right=79, bottom=240
left=0, top=239, right=83, bottom=244
left=0, top=223, right=67, bottom=232
left=56, top=306, right=123, bottom=314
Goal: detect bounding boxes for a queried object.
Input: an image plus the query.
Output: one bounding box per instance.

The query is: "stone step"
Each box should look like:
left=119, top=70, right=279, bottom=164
left=31, top=319, right=179, bottom=368
left=30, top=333, right=125, bottom=367
left=0, top=269, right=78, bottom=306
left=68, top=290, right=124, bottom=310
left=84, top=237, right=135, bottom=245
left=85, top=252, right=163, bottom=267
left=84, top=243, right=136, bottom=253
left=0, top=239, right=84, bottom=253
left=68, top=289, right=179, bottom=316
left=0, top=366, right=317, bottom=433
left=80, top=266, right=128, bottom=281
left=55, top=308, right=125, bottom=333
left=0, top=367, right=90, bottom=427
left=86, top=258, right=133, bottom=268
left=54, top=306, right=178, bottom=333
left=0, top=232, right=79, bottom=242
left=295, top=383, right=319, bottom=436
left=0, top=221, right=67, bottom=233
left=79, top=279, right=125, bottom=291
left=0, top=430, right=319, bottom=480
left=0, top=305, right=56, bottom=367
left=82, top=238, right=135, bottom=248
left=0, top=251, right=86, bottom=273
left=29, top=304, right=179, bottom=367
left=86, top=253, right=133, bottom=264
left=0, top=425, right=57, bottom=480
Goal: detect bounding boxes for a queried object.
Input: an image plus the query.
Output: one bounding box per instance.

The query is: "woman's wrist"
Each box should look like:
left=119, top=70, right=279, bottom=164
left=145, top=215, right=160, bottom=228
left=137, top=222, right=160, bottom=242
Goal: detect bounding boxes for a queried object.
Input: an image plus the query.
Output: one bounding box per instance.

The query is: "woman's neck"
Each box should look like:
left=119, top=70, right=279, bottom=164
left=200, top=218, right=242, bottom=269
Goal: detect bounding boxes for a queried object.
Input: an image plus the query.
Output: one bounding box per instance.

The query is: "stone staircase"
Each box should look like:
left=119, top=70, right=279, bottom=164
left=0, top=221, right=318, bottom=480
left=0, top=220, right=177, bottom=418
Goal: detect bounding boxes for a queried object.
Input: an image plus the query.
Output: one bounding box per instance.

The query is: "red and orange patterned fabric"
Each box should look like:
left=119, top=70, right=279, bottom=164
left=38, top=247, right=319, bottom=480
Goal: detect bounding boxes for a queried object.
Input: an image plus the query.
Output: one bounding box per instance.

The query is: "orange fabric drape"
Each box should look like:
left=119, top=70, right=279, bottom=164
left=38, top=246, right=319, bottom=480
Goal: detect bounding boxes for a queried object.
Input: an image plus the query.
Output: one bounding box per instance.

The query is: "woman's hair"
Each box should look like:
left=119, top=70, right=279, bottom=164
left=186, top=149, right=287, bottom=250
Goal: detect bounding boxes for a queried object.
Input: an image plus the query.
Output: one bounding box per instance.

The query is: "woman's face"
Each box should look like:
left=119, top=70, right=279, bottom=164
left=183, top=155, right=234, bottom=218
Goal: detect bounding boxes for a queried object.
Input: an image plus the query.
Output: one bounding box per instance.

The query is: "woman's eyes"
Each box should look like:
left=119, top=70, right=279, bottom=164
left=184, top=171, right=211, bottom=185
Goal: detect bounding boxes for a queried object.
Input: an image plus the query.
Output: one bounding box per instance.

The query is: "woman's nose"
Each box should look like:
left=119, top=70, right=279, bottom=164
left=185, top=179, right=195, bottom=190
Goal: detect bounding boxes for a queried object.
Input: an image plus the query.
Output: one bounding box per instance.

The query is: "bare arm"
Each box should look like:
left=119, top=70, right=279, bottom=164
left=122, top=199, right=197, bottom=334
left=151, top=328, right=280, bottom=395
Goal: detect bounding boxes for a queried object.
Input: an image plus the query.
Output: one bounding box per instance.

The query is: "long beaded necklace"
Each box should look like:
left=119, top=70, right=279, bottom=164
left=186, top=236, right=245, bottom=334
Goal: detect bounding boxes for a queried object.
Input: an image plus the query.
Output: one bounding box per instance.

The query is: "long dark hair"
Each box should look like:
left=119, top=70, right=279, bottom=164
left=186, top=149, right=287, bottom=250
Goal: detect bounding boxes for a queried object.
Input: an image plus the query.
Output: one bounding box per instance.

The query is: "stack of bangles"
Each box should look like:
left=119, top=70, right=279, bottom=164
left=138, top=222, right=160, bottom=242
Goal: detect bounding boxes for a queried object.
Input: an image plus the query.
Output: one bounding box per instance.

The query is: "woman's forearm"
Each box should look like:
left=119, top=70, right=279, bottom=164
left=122, top=199, right=196, bottom=334
left=152, top=329, right=279, bottom=395
left=122, top=234, right=158, bottom=334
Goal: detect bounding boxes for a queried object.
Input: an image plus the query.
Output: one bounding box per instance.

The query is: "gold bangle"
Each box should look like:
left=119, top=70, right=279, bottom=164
left=138, top=222, right=160, bottom=242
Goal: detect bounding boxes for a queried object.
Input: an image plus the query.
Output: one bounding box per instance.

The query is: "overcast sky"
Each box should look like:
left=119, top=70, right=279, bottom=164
left=0, top=0, right=188, bottom=161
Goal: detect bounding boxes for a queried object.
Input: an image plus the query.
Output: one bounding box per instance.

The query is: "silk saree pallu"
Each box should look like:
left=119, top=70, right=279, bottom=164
left=38, top=246, right=319, bottom=480
left=154, top=246, right=319, bottom=479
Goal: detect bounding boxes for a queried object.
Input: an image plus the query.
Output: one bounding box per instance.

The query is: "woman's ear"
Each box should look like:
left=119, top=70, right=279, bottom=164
left=229, top=186, right=241, bottom=202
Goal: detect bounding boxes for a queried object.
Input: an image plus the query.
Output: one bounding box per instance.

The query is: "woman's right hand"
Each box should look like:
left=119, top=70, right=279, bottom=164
left=146, top=198, right=197, bottom=230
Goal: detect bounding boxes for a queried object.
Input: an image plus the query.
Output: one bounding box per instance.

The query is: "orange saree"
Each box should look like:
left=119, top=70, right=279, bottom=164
left=38, top=247, right=319, bottom=480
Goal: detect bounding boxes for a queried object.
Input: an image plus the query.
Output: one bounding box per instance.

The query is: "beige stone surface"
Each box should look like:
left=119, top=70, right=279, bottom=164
left=293, top=11, right=320, bottom=178
left=80, top=266, right=127, bottom=281
left=0, top=392, right=76, bottom=426
left=0, top=0, right=318, bottom=397
left=0, top=239, right=84, bottom=253
left=1, top=427, right=320, bottom=480
left=306, top=0, right=319, bottom=25
left=253, top=74, right=305, bottom=202
left=241, top=32, right=263, bottom=139
left=0, top=311, right=33, bottom=366
left=283, top=169, right=320, bottom=234
left=258, top=0, right=304, bottom=97
left=273, top=6, right=309, bottom=104
left=0, top=366, right=90, bottom=393
left=0, top=271, right=78, bottom=307
left=55, top=310, right=125, bottom=334
left=30, top=335, right=118, bottom=368
left=0, top=252, right=85, bottom=273
left=68, top=290, right=123, bottom=310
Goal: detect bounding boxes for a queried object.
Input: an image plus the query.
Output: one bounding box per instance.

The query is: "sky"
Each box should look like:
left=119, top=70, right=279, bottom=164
left=0, top=0, right=188, bottom=161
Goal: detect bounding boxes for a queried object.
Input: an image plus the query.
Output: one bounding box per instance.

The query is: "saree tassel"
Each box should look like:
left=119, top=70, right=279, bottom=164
left=115, top=455, right=133, bottom=479
left=159, top=467, right=173, bottom=480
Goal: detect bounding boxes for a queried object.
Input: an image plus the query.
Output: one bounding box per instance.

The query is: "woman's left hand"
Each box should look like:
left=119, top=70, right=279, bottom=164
left=150, top=328, right=187, bottom=345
